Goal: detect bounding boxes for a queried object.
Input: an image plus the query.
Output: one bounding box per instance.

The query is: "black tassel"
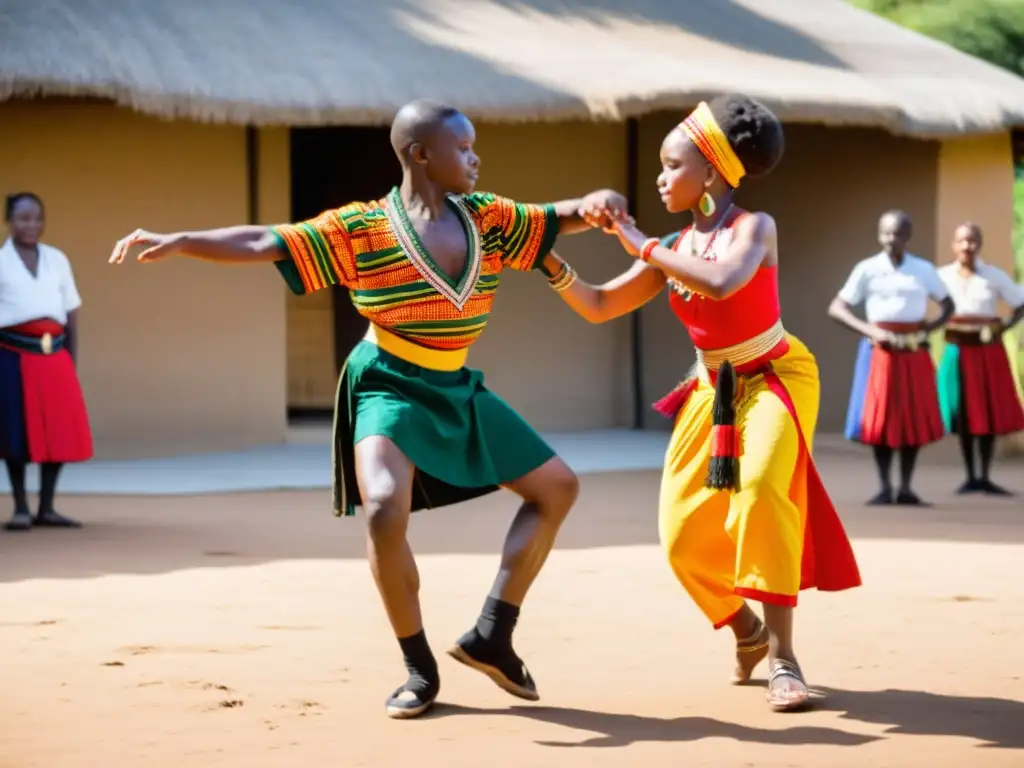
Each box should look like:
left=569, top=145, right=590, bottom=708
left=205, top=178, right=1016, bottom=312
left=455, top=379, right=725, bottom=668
left=706, top=361, right=741, bottom=491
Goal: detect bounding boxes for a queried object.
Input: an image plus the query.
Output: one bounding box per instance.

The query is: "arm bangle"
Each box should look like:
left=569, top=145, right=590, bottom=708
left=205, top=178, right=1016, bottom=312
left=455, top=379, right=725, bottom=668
left=640, top=237, right=660, bottom=262
left=548, top=263, right=577, bottom=292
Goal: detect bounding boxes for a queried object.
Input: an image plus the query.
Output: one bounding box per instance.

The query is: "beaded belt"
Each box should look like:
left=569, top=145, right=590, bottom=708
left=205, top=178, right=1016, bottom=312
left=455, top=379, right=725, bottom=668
left=695, top=320, right=785, bottom=372
left=945, top=318, right=1001, bottom=346
left=0, top=328, right=65, bottom=355
left=875, top=321, right=929, bottom=351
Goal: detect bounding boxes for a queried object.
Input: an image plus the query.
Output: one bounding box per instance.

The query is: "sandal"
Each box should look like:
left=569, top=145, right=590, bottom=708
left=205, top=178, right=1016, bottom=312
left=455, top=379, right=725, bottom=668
left=766, top=659, right=810, bottom=712
left=730, top=617, right=769, bottom=685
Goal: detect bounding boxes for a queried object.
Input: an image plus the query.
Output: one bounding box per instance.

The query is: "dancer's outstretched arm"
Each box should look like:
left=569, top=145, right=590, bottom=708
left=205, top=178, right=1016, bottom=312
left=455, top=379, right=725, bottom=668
left=106, top=187, right=629, bottom=266
left=108, top=225, right=282, bottom=265
left=538, top=250, right=666, bottom=324
left=610, top=213, right=772, bottom=301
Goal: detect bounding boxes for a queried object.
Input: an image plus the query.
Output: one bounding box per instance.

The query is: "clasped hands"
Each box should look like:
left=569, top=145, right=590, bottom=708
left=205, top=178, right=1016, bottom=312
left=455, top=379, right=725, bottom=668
left=577, top=192, right=647, bottom=256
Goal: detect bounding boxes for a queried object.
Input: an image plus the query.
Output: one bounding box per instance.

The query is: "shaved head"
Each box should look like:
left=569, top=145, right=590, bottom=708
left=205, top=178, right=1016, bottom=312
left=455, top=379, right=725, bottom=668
left=390, top=99, right=463, bottom=165
left=879, top=209, right=911, bottom=234
left=877, top=208, right=913, bottom=257
left=955, top=220, right=982, bottom=241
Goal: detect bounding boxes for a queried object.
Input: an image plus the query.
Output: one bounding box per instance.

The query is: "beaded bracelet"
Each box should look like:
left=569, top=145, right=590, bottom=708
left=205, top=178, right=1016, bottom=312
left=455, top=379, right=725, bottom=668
left=639, top=237, right=660, bottom=262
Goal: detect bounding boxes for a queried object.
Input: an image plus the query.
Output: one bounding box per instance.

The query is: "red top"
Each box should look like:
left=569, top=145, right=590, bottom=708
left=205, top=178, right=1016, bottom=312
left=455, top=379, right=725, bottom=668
left=666, top=215, right=788, bottom=367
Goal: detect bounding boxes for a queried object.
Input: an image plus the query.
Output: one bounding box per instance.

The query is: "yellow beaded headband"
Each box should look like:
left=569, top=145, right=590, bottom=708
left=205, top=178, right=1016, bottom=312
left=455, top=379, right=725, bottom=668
left=680, top=101, right=746, bottom=189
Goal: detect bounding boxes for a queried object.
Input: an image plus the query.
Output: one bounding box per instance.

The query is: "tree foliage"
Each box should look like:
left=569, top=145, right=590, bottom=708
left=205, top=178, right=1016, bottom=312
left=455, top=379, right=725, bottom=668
left=851, top=0, right=1024, bottom=77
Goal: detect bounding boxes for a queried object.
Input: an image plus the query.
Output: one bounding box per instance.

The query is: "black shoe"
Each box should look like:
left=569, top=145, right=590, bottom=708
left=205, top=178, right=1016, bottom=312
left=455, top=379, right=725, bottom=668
left=956, top=478, right=985, bottom=495
left=384, top=680, right=439, bottom=720
left=447, top=629, right=539, bottom=701
left=4, top=509, right=32, bottom=532
left=978, top=479, right=1014, bottom=497
left=866, top=489, right=893, bottom=506
left=895, top=490, right=931, bottom=507
left=33, top=510, right=82, bottom=529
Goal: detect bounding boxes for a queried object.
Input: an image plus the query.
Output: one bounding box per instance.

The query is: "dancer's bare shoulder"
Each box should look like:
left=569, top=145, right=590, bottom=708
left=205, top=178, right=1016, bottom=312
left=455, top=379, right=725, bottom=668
left=733, top=210, right=778, bottom=268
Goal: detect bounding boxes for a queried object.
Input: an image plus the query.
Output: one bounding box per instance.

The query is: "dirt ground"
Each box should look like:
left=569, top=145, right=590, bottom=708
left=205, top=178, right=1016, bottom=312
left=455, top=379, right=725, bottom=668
left=0, top=446, right=1022, bottom=768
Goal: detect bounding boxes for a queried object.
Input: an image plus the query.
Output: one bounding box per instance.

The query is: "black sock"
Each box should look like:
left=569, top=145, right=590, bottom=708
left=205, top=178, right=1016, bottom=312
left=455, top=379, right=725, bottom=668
left=4, top=460, right=28, bottom=513
left=394, top=630, right=439, bottom=702
left=978, top=435, right=996, bottom=481
left=456, top=598, right=533, bottom=690
left=957, top=430, right=976, bottom=482
left=39, top=462, right=63, bottom=515
left=475, top=597, right=520, bottom=648
left=872, top=445, right=894, bottom=494
left=898, top=447, right=919, bottom=492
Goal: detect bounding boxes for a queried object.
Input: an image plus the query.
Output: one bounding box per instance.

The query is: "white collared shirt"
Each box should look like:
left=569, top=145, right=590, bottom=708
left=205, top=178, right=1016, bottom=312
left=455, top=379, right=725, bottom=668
left=837, top=251, right=948, bottom=323
left=0, top=238, right=82, bottom=328
left=937, top=259, right=1024, bottom=316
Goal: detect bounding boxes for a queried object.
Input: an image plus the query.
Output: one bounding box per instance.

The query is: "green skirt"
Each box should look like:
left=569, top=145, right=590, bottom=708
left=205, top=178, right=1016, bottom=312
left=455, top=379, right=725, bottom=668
left=936, top=342, right=960, bottom=434
left=331, top=341, right=556, bottom=516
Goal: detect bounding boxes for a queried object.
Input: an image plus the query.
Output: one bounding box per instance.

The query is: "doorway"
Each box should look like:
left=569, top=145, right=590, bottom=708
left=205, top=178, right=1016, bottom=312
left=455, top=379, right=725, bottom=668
left=287, top=126, right=402, bottom=420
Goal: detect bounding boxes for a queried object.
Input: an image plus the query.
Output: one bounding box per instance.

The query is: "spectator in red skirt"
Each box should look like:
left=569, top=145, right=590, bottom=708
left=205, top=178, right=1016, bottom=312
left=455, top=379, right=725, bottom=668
left=0, top=193, right=93, bottom=531
left=829, top=211, right=954, bottom=506
left=936, top=222, right=1024, bottom=495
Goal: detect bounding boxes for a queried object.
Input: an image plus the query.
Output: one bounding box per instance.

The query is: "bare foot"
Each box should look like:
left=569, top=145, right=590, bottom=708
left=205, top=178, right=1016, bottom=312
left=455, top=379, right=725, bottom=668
left=766, top=658, right=810, bottom=712
left=731, top=618, right=769, bottom=685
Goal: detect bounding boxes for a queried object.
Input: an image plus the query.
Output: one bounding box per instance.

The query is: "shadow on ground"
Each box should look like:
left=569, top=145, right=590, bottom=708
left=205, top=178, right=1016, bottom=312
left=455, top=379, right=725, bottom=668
left=432, top=704, right=878, bottom=748
left=823, top=687, right=1024, bottom=750
left=425, top=684, right=1024, bottom=751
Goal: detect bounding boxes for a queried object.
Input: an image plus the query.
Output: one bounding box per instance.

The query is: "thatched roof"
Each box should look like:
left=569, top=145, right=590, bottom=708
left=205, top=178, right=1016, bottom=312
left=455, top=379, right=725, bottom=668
left=2, top=0, right=1024, bottom=136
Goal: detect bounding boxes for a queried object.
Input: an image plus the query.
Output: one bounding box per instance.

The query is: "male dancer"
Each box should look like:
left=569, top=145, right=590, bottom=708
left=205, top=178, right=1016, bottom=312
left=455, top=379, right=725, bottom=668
left=109, top=100, right=625, bottom=719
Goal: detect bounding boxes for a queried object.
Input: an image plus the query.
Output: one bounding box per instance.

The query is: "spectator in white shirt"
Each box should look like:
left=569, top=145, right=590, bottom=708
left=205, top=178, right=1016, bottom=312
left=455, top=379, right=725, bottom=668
left=935, top=222, right=1024, bottom=496
left=828, top=210, right=954, bottom=506
left=0, top=193, right=92, bottom=531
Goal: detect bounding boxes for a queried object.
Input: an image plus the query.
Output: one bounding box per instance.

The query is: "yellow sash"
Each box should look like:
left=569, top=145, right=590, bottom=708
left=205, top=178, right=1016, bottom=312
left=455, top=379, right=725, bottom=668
left=363, top=324, right=468, bottom=372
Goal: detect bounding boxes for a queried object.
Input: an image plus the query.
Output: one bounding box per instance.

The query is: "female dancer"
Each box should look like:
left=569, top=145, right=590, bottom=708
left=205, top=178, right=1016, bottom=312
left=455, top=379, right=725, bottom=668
left=936, top=222, right=1024, bottom=495
left=543, top=95, right=861, bottom=712
left=0, top=193, right=92, bottom=530
left=829, top=212, right=954, bottom=506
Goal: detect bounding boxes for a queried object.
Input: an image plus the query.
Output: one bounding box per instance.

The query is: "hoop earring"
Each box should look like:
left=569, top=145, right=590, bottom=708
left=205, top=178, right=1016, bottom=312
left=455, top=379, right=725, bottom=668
left=699, top=192, right=716, bottom=217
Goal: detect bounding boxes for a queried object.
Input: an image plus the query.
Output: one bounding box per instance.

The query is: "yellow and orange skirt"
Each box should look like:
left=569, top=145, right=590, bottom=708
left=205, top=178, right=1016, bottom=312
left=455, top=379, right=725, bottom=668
left=656, top=334, right=861, bottom=628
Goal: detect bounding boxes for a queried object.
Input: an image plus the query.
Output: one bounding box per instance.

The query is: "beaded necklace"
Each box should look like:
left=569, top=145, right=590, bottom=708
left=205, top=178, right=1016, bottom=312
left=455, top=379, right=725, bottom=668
left=668, top=204, right=734, bottom=301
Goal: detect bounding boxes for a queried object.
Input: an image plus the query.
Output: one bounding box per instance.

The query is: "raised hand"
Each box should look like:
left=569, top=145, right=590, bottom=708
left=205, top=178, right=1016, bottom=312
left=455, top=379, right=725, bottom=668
left=867, top=325, right=898, bottom=347
left=609, top=214, right=647, bottom=257
left=578, top=189, right=630, bottom=232
left=108, top=229, right=185, bottom=264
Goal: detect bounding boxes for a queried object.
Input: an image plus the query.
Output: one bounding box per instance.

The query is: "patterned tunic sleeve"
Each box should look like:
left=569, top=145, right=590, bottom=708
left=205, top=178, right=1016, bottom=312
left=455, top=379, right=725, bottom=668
left=464, top=192, right=559, bottom=272
left=272, top=208, right=358, bottom=295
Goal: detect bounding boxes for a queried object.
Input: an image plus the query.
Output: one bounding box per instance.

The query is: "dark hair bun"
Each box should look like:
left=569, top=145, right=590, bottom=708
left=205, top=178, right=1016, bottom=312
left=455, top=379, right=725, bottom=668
left=708, top=95, right=784, bottom=179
